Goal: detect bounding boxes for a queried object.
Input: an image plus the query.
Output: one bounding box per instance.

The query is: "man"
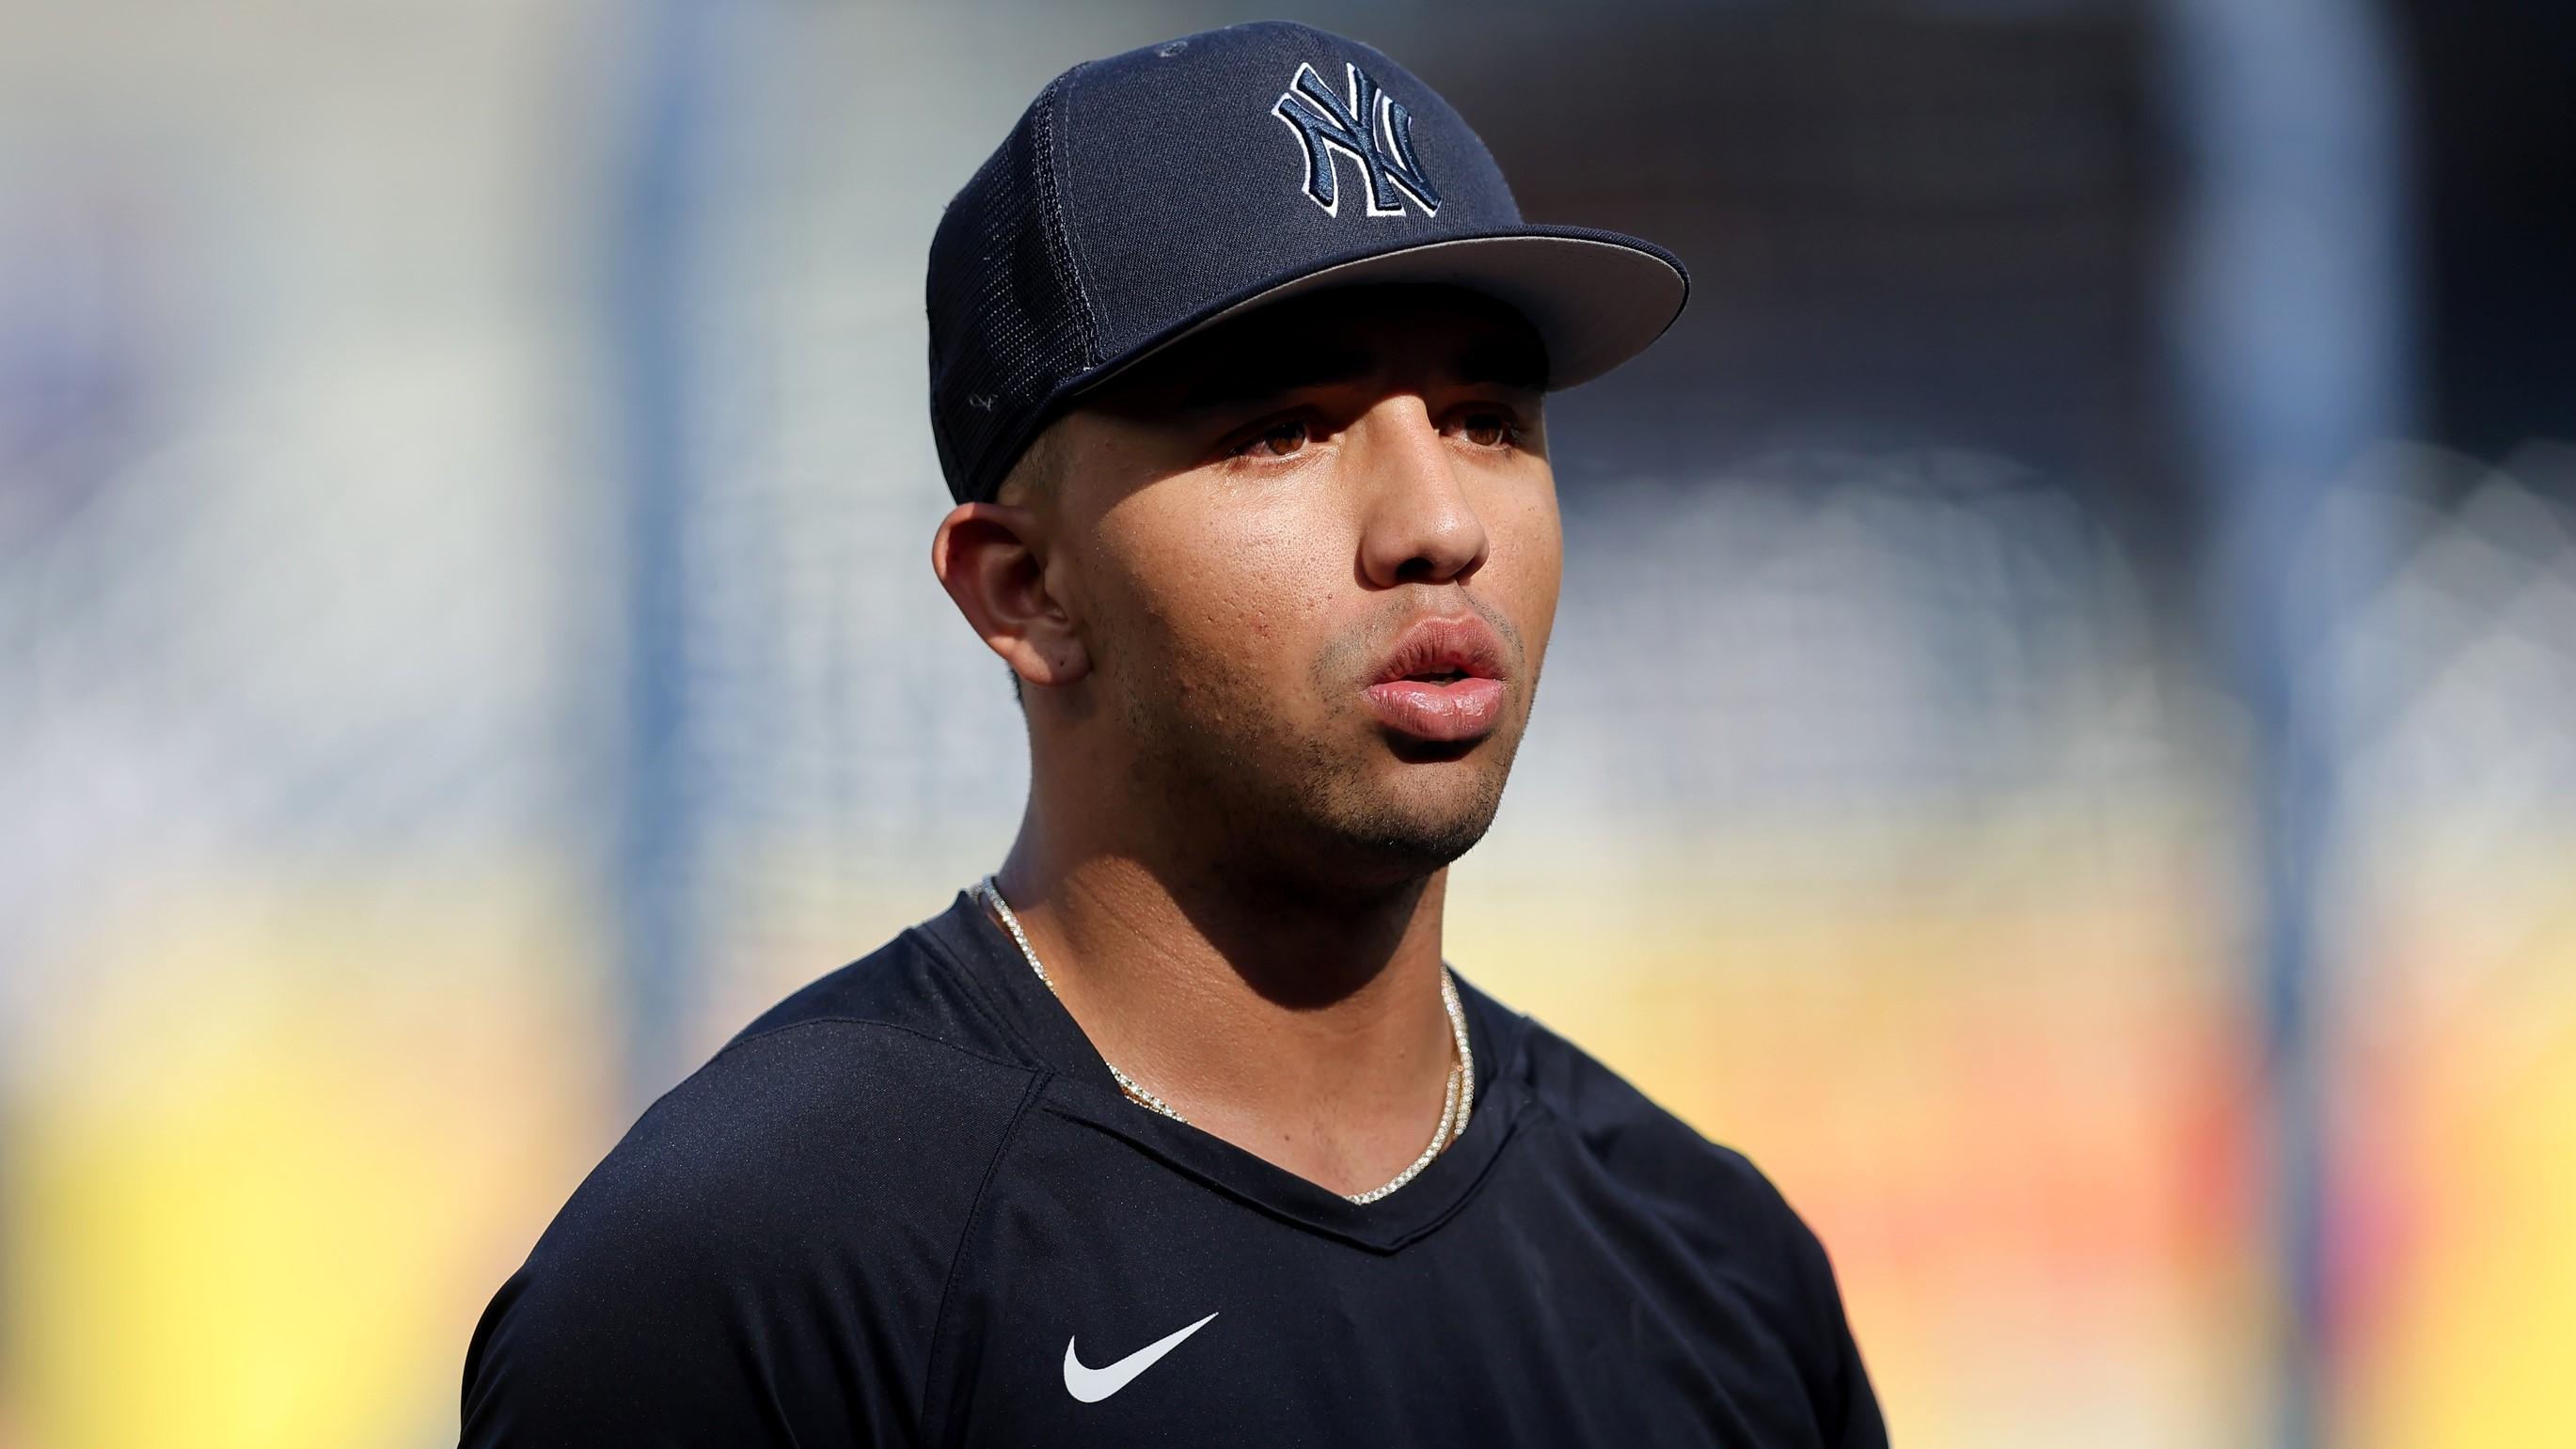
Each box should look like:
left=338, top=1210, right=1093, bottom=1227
left=463, top=20, right=1885, bottom=1446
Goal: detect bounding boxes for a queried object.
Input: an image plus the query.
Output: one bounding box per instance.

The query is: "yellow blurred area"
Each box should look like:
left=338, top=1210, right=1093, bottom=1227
left=3, top=827, right=2572, bottom=1444
left=2348, top=845, right=2576, bottom=1449
left=1447, top=820, right=2264, bottom=1447
left=3, top=859, right=610, bottom=1449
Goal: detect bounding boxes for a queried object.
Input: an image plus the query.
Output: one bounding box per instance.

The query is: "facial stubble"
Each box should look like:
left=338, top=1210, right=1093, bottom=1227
left=1108, top=612, right=1538, bottom=895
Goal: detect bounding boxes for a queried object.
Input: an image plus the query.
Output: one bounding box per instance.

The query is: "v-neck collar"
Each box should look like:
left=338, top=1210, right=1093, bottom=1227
left=910, top=887, right=1529, bottom=1253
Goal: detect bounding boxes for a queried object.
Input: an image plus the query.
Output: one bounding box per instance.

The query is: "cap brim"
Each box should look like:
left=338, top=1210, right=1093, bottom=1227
left=1078, top=226, right=1689, bottom=397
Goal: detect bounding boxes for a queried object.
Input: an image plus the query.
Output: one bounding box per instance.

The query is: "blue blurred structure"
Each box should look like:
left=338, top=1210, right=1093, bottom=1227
left=611, top=0, right=735, bottom=1098
left=2162, top=1, right=2416, bottom=1444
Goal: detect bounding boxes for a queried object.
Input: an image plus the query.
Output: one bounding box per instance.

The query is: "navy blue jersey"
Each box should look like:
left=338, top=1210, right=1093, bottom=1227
left=460, top=889, right=1888, bottom=1446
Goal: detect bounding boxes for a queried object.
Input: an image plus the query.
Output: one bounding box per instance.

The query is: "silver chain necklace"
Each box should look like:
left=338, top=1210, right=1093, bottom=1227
left=976, top=874, right=1473, bottom=1205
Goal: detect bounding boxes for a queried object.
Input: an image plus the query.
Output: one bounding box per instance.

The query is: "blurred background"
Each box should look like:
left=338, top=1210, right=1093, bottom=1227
left=4, top=0, right=2570, bottom=1444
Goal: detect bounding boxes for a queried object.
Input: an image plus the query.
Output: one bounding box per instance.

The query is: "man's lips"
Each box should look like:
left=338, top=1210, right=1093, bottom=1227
left=1364, top=676, right=1507, bottom=742
left=1362, top=616, right=1509, bottom=744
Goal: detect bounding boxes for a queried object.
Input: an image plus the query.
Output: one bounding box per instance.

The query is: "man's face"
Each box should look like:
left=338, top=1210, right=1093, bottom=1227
left=1023, top=284, right=1562, bottom=891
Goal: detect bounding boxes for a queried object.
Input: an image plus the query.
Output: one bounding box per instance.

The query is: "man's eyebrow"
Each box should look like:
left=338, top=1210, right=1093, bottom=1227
left=1170, top=344, right=1378, bottom=411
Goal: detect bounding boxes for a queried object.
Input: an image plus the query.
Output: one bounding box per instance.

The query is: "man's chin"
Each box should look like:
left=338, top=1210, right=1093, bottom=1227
left=1160, top=700, right=1524, bottom=889
left=1316, top=771, right=1511, bottom=880
left=1356, top=817, right=1495, bottom=874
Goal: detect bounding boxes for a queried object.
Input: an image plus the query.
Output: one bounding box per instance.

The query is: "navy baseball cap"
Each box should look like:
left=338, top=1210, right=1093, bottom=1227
left=925, top=19, right=1690, bottom=506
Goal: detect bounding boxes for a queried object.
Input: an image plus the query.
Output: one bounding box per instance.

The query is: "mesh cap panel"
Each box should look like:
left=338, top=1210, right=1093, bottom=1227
left=925, top=74, right=1099, bottom=505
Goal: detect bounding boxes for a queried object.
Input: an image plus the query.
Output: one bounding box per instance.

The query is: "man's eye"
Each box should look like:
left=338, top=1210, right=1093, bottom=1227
left=1235, top=417, right=1312, bottom=459
left=1459, top=409, right=1518, bottom=449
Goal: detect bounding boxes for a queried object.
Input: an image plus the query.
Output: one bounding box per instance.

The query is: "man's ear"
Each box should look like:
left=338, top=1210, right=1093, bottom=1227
left=930, top=501, right=1093, bottom=691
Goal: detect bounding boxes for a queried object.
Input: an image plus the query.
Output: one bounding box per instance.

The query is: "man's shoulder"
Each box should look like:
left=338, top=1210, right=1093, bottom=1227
left=499, top=1010, right=1037, bottom=1303
left=559, top=909, right=1042, bottom=1246
left=725, top=892, right=1029, bottom=1061
left=1502, top=1006, right=1881, bottom=1438
left=461, top=910, right=1041, bottom=1441
left=1505, top=1007, right=1830, bottom=1278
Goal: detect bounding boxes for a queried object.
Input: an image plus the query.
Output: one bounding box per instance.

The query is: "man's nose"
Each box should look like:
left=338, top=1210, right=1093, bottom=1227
left=1355, top=397, right=1490, bottom=589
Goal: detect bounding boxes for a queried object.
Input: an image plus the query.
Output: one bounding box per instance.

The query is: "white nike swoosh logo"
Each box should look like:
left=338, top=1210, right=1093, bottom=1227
left=1061, top=1311, right=1219, bottom=1403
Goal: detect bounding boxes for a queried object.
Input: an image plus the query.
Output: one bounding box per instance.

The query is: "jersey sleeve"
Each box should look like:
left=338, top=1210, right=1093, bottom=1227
left=1513, top=1013, right=1890, bottom=1446
left=459, top=1021, right=1039, bottom=1447
left=1778, top=1192, right=1889, bottom=1448
left=459, top=1215, right=806, bottom=1447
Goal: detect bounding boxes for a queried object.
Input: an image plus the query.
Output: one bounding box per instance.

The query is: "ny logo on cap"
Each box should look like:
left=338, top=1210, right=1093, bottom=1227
left=1272, top=61, right=1443, bottom=219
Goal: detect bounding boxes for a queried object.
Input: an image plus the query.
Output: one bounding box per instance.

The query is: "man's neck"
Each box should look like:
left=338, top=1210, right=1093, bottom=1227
left=989, top=834, right=1462, bottom=1199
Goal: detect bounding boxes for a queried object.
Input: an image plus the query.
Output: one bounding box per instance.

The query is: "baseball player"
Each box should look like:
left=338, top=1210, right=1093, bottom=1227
left=463, top=21, right=1886, bottom=1446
